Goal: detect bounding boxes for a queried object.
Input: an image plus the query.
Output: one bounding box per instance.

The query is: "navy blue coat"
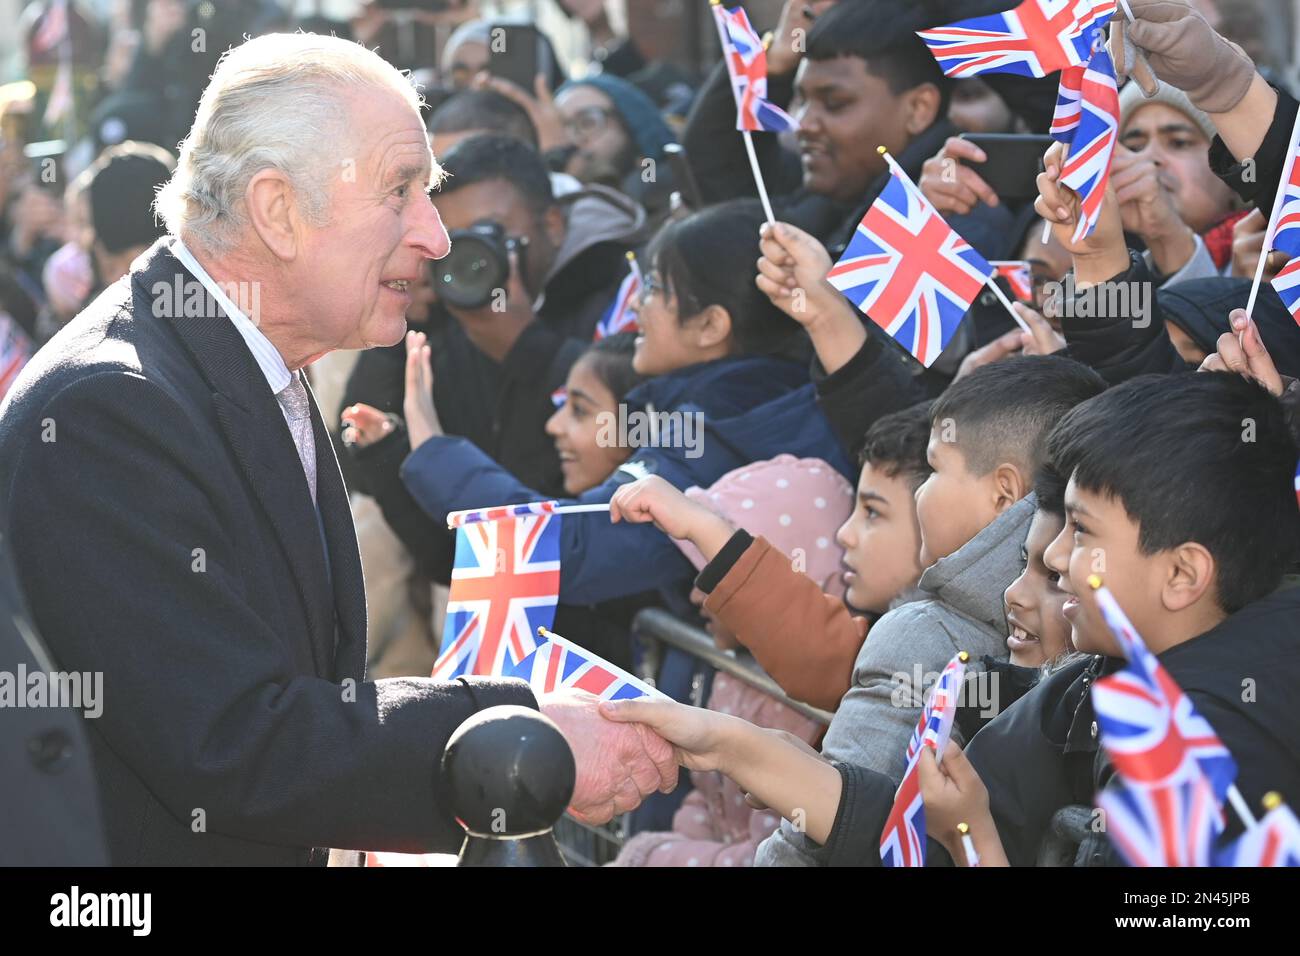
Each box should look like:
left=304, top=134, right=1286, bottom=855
left=401, top=355, right=853, bottom=606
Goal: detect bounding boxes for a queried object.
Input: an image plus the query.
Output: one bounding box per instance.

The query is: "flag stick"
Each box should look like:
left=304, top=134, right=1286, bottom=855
left=744, top=129, right=777, bottom=225
left=1244, top=103, right=1300, bottom=320
left=957, top=822, right=981, bottom=867
left=625, top=249, right=643, bottom=284
left=985, top=274, right=1034, bottom=335
left=1117, top=0, right=1136, bottom=22
left=1227, top=785, right=1258, bottom=829
left=554, top=503, right=613, bottom=516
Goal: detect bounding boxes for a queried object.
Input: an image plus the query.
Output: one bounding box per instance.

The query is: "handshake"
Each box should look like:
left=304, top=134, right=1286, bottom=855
left=539, top=689, right=679, bottom=824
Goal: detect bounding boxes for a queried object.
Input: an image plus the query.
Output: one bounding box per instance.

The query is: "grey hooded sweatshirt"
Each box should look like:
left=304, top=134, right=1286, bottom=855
left=756, top=493, right=1037, bottom=867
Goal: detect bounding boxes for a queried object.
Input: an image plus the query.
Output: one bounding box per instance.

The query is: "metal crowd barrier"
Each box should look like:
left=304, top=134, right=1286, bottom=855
left=553, top=607, right=1092, bottom=867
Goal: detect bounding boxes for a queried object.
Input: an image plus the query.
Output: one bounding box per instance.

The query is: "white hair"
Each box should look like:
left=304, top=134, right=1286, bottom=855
left=156, top=33, right=425, bottom=255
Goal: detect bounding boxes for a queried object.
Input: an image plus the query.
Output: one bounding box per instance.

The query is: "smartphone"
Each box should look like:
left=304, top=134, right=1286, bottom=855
left=663, top=143, right=704, bottom=211
left=486, top=24, right=551, bottom=94
left=957, top=133, right=1055, bottom=203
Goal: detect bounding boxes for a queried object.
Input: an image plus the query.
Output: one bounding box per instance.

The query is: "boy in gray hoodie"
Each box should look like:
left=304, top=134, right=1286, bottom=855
left=756, top=355, right=1105, bottom=866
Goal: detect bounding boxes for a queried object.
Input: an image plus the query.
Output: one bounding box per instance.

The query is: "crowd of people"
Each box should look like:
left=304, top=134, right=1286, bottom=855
left=2, top=0, right=1299, bottom=868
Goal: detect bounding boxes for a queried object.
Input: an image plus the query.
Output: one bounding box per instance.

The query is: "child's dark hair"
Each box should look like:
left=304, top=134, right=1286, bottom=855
left=1033, top=460, right=1068, bottom=517
left=437, top=134, right=554, bottom=215
left=1047, top=373, right=1300, bottom=613
left=930, top=355, right=1106, bottom=477
left=580, top=332, right=644, bottom=402
left=806, top=0, right=952, bottom=116
left=859, top=400, right=933, bottom=490
left=645, top=198, right=801, bottom=357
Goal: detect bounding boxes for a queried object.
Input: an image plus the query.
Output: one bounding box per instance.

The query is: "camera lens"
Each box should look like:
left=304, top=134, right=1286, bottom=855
left=434, top=231, right=508, bottom=309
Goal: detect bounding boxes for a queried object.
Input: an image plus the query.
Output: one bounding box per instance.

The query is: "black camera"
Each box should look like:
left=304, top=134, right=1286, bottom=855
left=433, top=222, right=530, bottom=310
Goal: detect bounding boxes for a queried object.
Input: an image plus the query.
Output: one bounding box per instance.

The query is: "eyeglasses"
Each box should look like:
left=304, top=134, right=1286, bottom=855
left=564, top=105, right=617, bottom=143
left=637, top=273, right=666, bottom=306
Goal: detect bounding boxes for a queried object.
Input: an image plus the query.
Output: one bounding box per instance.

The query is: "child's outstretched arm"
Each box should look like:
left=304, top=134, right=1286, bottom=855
left=755, top=221, right=866, bottom=376
left=609, top=475, right=734, bottom=562
left=599, top=696, right=843, bottom=844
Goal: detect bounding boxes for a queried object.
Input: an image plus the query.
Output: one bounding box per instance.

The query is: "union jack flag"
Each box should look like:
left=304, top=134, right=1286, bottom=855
left=31, top=0, right=69, bottom=55
left=712, top=3, right=798, bottom=133
left=1089, top=580, right=1238, bottom=803
left=503, top=629, right=664, bottom=701
left=918, top=0, right=1115, bottom=79
left=446, top=500, right=559, bottom=528
left=904, top=652, right=967, bottom=769
left=827, top=155, right=993, bottom=367
left=1051, top=64, right=1085, bottom=140
left=1266, top=145, right=1300, bottom=320
left=1056, top=46, right=1119, bottom=242
left=1098, top=773, right=1219, bottom=867
left=0, top=312, right=34, bottom=401
left=594, top=258, right=641, bottom=340
left=430, top=512, right=561, bottom=679
left=990, top=260, right=1035, bottom=302
left=881, top=651, right=967, bottom=867
left=551, top=385, right=567, bottom=408
left=1215, top=798, right=1300, bottom=867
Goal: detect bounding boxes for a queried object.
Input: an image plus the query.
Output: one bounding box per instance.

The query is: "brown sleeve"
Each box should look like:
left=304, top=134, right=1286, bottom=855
left=703, top=535, right=869, bottom=712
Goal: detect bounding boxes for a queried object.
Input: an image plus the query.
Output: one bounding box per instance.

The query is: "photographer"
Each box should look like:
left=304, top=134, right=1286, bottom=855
left=342, top=133, right=646, bottom=581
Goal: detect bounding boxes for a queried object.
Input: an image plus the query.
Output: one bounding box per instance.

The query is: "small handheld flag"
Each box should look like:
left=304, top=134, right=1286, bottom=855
left=827, top=150, right=996, bottom=367
left=1087, top=575, right=1239, bottom=806
left=1246, top=104, right=1300, bottom=323
left=880, top=651, right=967, bottom=867
left=1098, top=773, right=1219, bottom=867
left=431, top=510, right=563, bottom=679
left=503, top=627, right=666, bottom=701
left=990, top=260, right=1035, bottom=303
left=710, top=1, right=797, bottom=224
left=918, top=0, right=1115, bottom=79
left=594, top=252, right=643, bottom=340
left=1054, top=45, right=1119, bottom=243
left=1214, top=793, right=1300, bottom=867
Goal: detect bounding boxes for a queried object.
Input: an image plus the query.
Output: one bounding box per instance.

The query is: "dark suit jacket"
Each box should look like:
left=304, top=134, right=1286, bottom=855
left=0, top=239, right=536, bottom=865
left=0, top=536, right=109, bottom=865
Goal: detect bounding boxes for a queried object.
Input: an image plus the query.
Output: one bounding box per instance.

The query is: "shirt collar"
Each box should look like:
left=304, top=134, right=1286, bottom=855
left=171, top=237, right=292, bottom=395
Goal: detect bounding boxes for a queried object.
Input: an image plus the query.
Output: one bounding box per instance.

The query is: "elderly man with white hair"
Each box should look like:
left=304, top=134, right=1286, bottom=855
left=0, top=33, right=676, bottom=866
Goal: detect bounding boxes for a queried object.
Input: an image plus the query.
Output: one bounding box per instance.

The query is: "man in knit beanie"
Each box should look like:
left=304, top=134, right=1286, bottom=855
left=1115, top=78, right=1243, bottom=283
left=554, top=74, right=677, bottom=198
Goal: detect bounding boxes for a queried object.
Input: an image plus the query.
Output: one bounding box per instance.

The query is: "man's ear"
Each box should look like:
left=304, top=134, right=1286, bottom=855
left=1162, top=542, right=1216, bottom=613
left=245, top=168, right=301, bottom=262
left=990, top=462, right=1029, bottom=513
left=903, top=83, right=943, bottom=137
left=691, top=304, right=733, bottom=351
left=542, top=203, right=566, bottom=249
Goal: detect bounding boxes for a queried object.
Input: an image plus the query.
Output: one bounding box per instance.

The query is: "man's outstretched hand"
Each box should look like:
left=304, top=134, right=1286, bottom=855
left=539, top=689, right=678, bottom=825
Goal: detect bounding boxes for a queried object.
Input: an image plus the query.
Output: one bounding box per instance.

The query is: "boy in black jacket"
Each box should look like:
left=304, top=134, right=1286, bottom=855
left=601, top=371, right=1300, bottom=866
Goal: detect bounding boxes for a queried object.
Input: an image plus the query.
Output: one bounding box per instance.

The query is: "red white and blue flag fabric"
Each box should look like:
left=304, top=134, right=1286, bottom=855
left=1050, top=62, right=1085, bottom=140
left=594, top=259, right=641, bottom=340
left=712, top=3, right=798, bottom=133
left=881, top=652, right=967, bottom=867
left=1098, top=772, right=1219, bottom=867
left=827, top=156, right=993, bottom=367
left=1090, top=582, right=1238, bottom=803
left=1055, top=46, right=1119, bottom=242
left=0, top=312, right=34, bottom=401
left=503, top=629, right=664, bottom=701
left=1215, top=799, right=1300, bottom=867
left=918, top=0, right=1115, bottom=79
left=446, top=500, right=559, bottom=528
left=991, top=260, right=1035, bottom=302
left=430, top=512, right=561, bottom=679
left=1266, top=147, right=1300, bottom=319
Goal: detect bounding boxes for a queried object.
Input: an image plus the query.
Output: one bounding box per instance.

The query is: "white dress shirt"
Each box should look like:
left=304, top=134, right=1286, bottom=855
left=170, top=238, right=293, bottom=408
